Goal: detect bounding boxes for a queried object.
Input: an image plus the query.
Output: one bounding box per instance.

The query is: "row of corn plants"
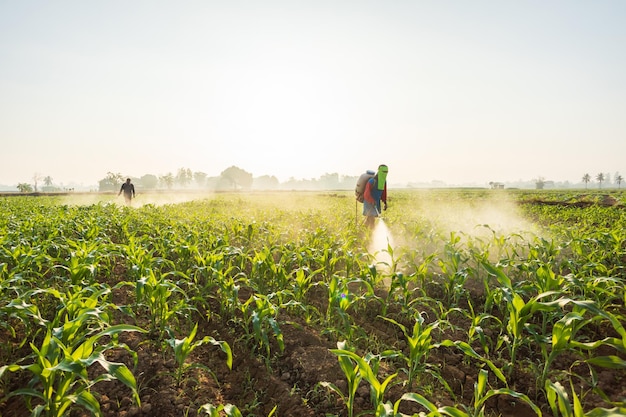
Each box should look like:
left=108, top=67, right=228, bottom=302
left=1, top=190, right=625, bottom=416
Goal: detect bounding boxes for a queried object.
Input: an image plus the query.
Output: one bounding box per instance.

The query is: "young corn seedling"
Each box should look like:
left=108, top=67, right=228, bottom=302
left=134, top=269, right=192, bottom=338
left=388, top=370, right=540, bottom=417
left=482, top=261, right=561, bottom=376
left=318, top=341, right=363, bottom=417
left=199, top=403, right=277, bottom=417
left=437, top=234, right=470, bottom=308
left=238, top=293, right=285, bottom=367
left=290, top=266, right=323, bottom=322
left=545, top=379, right=626, bottom=417
left=167, top=322, right=233, bottom=386
left=321, top=341, right=399, bottom=417
left=538, top=298, right=626, bottom=390
left=436, top=339, right=507, bottom=387
left=380, top=313, right=449, bottom=392
left=0, top=323, right=146, bottom=417
left=457, top=369, right=541, bottom=417
left=461, top=297, right=503, bottom=359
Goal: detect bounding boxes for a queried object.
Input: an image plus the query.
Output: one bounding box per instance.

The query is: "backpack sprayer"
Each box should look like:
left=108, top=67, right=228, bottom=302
left=355, top=170, right=376, bottom=227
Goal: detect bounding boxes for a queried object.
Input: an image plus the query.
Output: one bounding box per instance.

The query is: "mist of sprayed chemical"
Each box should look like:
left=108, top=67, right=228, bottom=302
left=57, top=191, right=217, bottom=207
left=419, top=195, right=539, bottom=239
left=367, top=218, right=396, bottom=288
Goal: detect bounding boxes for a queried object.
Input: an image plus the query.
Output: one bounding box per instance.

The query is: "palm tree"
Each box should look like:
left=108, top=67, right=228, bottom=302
left=582, top=173, right=591, bottom=189
left=17, top=183, right=33, bottom=193
left=616, top=174, right=624, bottom=189
left=44, top=176, right=53, bottom=187
left=596, top=173, right=604, bottom=189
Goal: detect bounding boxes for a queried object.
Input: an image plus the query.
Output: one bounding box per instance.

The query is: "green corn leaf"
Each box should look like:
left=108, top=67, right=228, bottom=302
left=393, top=392, right=439, bottom=414
left=223, top=403, right=244, bottom=417
left=5, top=387, right=46, bottom=402
left=475, top=369, right=488, bottom=404
left=438, top=406, right=469, bottom=417
left=204, top=336, right=233, bottom=370
left=587, top=355, right=626, bottom=369
left=546, top=380, right=572, bottom=417
left=437, top=340, right=507, bottom=384
left=586, top=407, right=626, bottom=417
left=198, top=403, right=221, bottom=417
left=475, top=388, right=542, bottom=417
left=318, top=381, right=346, bottom=402
left=481, top=262, right=511, bottom=289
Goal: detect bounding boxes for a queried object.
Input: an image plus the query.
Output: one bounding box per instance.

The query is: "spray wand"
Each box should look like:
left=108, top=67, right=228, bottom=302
left=375, top=205, right=384, bottom=221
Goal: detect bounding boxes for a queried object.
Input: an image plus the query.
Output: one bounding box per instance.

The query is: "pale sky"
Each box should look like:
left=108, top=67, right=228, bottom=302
left=1, top=1, right=625, bottom=187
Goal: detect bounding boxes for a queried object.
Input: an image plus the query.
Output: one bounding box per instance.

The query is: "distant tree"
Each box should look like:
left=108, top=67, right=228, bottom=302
left=220, top=166, right=253, bottom=190
left=319, top=173, right=340, bottom=189
left=32, top=173, right=43, bottom=192
left=582, top=173, right=591, bottom=189
left=253, top=175, right=279, bottom=190
left=616, top=173, right=624, bottom=189
left=205, top=176, right=220, bottom=189
left=44, top=176, right=53, bottom=187
left=98, top=172, right=124, bottom=192
left=534, top=176, right=545, bottom=190
left=176, top=168, right=193, bottom=188
left=596, top=173, right=604, bottom=188
left=193, top=171, right=208, bottom=188
left=160, top=173, right=175, bottom=189
left=17, top=183, right=33, bottom=193
left=140, top=174, right=159, bottom=189
left=339, top=175, right=359, bottom=189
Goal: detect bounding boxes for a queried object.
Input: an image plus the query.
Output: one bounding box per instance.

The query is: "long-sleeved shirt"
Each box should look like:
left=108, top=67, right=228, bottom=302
left=364, top=177, right=386, bottom=205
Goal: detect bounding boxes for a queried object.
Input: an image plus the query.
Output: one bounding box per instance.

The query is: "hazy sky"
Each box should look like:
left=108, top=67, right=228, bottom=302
left=1, top=1, right=625, bottom=187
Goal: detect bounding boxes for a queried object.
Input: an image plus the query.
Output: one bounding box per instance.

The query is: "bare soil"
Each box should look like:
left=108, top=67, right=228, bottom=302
left=2, top=270, right=624, bottom=417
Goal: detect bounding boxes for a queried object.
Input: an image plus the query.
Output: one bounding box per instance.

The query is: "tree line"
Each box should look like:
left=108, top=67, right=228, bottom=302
left=96, top=166, right=360, bottom=192
left=580, top=172, right=623, bottom=189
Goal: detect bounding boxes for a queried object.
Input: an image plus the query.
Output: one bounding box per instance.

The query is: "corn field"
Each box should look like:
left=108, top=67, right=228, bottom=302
left=0, top=190, right=625, bottom=417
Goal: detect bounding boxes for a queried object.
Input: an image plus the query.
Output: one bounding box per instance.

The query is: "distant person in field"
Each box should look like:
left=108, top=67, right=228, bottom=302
left=363, top=164, right=388, bottom=228
left=118, top=178, right=135, bottom=206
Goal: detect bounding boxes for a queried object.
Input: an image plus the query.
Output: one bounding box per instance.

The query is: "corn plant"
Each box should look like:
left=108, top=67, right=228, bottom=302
left=380, top=313, right=449, bottom=392
left=463, top=298, right=502, bottom=358
left=166, top=322, right=233, bottom=386
left=323, top=275, right=380, bottom=342
left=52, top=238, right=111, bottom=286
left=238, top=293, right=285, bottom=366
left=356, top=353, right=399, bottom=415
left=131, top=268, right=193, bottom=337
left=482, top=262, right=563, bottom=375
left=545, top=379, right=626, bottom=417
left=398, top=369, right=541, bottom=417
left=437, top=233, right=470, bottom=307
left=436, top=339, right=507, bottom=386
left=0, top=323, right=145, bottom=416
left=199, top=403, right=277, bottom=417
left=289, top=266, right=323, bottom=323
left=324, top=275, right=353, bottom=334
left=318, top=341, right=363, bottom=417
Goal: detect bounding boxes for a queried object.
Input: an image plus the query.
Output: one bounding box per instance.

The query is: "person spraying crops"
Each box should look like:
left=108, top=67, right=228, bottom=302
left=362, top=164, right=388, bottom=228
left=118, top=178, right=136, bottom=206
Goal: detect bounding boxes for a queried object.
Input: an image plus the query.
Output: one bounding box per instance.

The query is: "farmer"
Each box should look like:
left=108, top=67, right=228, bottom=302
left=118, top=178, right=135, bottom=206
left=363, top=164, right=388, bottom=228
